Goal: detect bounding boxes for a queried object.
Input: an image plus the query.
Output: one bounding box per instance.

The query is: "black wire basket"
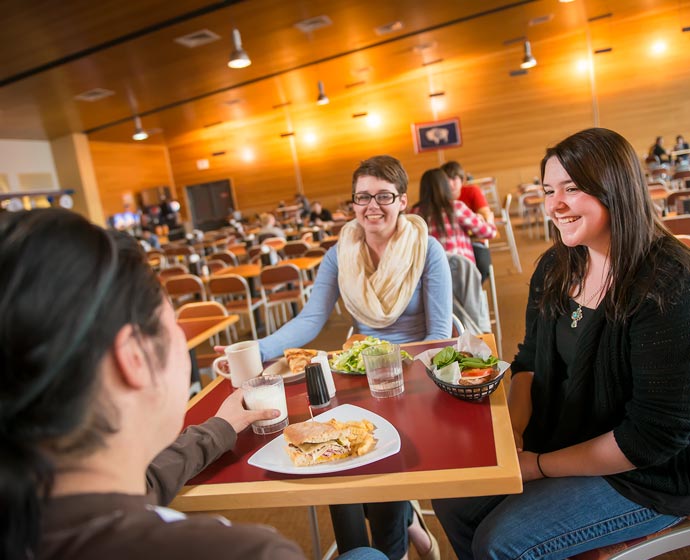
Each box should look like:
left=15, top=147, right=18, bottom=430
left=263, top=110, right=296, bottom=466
left=425, top=367, right=505, bottom=401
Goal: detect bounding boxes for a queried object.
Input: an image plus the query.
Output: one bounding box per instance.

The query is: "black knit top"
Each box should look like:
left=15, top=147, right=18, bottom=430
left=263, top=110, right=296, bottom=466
left=512, top=246, right=690, bottom=516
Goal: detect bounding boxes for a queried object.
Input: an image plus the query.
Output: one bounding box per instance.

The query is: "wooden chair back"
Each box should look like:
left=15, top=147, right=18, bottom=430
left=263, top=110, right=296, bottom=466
left=283, top=241, right=310, bottom=257
left=159, top=265, right=189, bottom=281
left=176, top=300, right=227, bottom=319
left=163, top=274, right=206, bottom=305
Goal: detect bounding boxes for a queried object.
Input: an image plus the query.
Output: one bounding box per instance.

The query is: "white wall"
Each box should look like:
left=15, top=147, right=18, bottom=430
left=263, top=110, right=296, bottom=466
left=0, top=139, right=59, bottom=192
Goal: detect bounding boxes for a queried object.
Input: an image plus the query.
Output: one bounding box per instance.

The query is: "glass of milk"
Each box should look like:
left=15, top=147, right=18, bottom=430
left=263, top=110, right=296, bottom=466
left=242, top=375, right=289, bottom=435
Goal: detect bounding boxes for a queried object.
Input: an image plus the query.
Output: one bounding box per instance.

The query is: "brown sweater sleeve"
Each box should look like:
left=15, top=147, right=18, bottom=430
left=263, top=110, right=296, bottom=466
left=146, top=417, right=237, bottom=505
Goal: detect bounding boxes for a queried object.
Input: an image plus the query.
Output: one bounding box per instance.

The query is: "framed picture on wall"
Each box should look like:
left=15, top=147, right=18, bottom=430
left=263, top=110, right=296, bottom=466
left=411, top=117, right=462, bottom=153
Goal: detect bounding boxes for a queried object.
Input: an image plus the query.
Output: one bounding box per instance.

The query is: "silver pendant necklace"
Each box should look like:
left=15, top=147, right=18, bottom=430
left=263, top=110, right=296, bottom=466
left=570, top=283, right=605, bottom=328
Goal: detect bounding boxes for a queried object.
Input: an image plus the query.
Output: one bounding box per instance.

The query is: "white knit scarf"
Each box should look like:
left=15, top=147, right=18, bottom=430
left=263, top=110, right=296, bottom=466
left=337, top=214, right=428, bottom=328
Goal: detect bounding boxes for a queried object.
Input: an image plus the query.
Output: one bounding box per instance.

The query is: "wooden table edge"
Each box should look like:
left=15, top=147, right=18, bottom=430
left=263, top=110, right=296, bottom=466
left=183, top=315, right=239, bottom=351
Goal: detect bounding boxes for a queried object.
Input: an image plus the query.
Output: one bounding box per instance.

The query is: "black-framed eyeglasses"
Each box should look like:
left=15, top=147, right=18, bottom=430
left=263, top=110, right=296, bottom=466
left=352, top=192, right=401, bottom=206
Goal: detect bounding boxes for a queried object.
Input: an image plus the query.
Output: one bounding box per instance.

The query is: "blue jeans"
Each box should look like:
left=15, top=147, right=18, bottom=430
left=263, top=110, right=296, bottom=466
left=432, top=476, right=682, bottom=559
left=338, top=547, right=388, bottom=560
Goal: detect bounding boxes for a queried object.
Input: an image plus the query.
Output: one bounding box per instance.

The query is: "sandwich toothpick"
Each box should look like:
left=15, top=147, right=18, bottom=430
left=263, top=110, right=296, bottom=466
left=308, top=405, right=314, bottom=421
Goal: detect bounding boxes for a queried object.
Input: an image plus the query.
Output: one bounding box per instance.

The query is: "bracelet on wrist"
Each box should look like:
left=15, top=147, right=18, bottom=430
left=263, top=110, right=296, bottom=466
left=536, top=453, right=549, bottom=478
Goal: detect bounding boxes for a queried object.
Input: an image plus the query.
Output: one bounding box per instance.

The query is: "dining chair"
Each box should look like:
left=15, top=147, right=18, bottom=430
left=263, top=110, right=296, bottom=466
left=320, top=238, right=338, bottom=250
left=208, top=250, right=239, bottom=267
left=206, top=259, right=227, bottom=275
left=329, top=221, right=347, bottom=236
left=283, top=240, right=310, bottom=258
left=158, top=264, right=189, bottom=282
left=163, top=274, right=206, bottom=308
left=146, top=249, right=165, bottom=271
left=489, top=193, right=522, bottom=274
left=207, top=273, right=264, bottom=340
left=163, top=244, right=196, bottom=267
left=259, top=263, right=306, bottom=334
left=176, top=300, right=234, bottom=349
left=305, top=247, right=327, bottom=258
left=451, top=314, right=466, bottom=337
left=671, top=170, right=690, bottom=191
left=569, top=517, right=690, bottom=560
left=666, top=189, right=690, bottom=214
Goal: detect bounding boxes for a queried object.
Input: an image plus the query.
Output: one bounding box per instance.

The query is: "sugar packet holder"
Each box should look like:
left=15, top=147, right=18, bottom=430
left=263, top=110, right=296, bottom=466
left=413, top=331, right=511, bottom=385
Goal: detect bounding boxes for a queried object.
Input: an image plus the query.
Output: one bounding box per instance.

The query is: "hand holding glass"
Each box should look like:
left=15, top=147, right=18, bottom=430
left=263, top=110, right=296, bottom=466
left=242, top=375, right=289, bottom=435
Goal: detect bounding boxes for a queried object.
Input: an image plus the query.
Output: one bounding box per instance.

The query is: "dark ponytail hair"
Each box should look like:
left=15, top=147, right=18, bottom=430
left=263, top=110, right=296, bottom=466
left=417, top=168, right=456, bottom=238
left=0, top=208, right=166, bottom=560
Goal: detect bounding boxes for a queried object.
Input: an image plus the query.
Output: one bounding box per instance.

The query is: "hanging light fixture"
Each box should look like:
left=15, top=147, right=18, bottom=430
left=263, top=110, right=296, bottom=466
left=132, top=116, right=148, bottom=141
left=520, top=40, right=537, bottom=69
left=316, top=80, right=329, bottom=105
left=228, top=28, right=251, bottom=68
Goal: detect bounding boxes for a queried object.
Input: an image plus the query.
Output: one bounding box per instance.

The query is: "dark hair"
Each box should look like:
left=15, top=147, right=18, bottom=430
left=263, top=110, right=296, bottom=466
left=440, top=160, right=465, bottom=181
left=655, top=136, right=663, bottom=144
left=538, top=127, right=690, bottom=322
left=352, top=155, right=408, bottom=194
left=417, top=168, right=456, bottom=239
left=0, top=209, right=167, bottom=560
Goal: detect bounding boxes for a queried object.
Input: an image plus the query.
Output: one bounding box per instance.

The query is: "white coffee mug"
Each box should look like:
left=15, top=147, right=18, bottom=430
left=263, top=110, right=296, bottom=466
left=214, top=340, right=263, bottom=388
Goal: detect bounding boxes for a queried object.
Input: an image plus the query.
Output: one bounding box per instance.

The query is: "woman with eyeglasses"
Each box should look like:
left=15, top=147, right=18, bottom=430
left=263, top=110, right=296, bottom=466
left=253, top=154, right=451, bottom=560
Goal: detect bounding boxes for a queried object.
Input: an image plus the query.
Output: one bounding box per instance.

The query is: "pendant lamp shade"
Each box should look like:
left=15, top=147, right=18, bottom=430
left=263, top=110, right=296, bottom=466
left=316, top=80, right=329, bottom=105
left=132, top=116, right=148, bottom=141
left=520, top=40, right=537, bottom=69
left=228, top=28, right=251, bottom=68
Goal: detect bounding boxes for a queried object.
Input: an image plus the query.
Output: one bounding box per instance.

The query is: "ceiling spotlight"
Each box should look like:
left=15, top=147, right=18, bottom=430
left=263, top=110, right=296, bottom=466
left=132, top=116, right=148, bottom=141
left=520, top=40, right=537, bottom=69
left=228, top=28, right=251, bottom=68
left=316, top=80, right=329, bottom=105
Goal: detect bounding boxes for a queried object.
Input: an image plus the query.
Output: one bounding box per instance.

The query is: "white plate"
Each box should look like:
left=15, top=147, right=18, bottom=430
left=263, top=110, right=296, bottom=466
left=262, top=357, right=305, bottom=382
left=247, top=404, right=401, bottom=475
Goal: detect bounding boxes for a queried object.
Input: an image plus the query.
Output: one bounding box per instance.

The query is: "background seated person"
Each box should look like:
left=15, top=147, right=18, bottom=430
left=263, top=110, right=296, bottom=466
left=673, top=134, right=689, bottom=165
left=258, top=212, right=286, bottom=239
left=649, top=135, right=670, bottom=164
left=309, top=201, right=333, bottom=224
left=439, top=162, right=497, bottom=283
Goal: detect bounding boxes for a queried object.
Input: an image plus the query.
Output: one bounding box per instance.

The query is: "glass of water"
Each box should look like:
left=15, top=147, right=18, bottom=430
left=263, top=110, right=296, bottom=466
left=361, top=343, right=404, bottom=398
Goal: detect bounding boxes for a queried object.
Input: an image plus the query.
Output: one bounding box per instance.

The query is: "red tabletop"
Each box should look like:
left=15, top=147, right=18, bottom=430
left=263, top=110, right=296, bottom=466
left=173, top=336, right=521, bottom=511
left=183, top=340, right=496, bottom=484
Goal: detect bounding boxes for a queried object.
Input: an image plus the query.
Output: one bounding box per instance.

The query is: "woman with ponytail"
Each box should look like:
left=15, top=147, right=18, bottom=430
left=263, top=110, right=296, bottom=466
left=0, top=209, right=383, bottom=560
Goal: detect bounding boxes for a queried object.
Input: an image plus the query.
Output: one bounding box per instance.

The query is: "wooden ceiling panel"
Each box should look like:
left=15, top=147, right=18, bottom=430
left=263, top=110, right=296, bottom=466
left=1, top=0, right=689, bottom=145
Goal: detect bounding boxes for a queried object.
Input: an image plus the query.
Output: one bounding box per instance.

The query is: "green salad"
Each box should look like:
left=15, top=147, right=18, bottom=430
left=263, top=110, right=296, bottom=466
left=329, top=336, right=412, bottom=374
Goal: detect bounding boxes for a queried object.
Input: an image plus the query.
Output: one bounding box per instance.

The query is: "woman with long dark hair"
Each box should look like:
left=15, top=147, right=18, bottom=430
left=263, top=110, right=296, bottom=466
left=0, top=209, right=384, bottom=560
left=412, top=168, right=495, bottom=273
left=432, top=128, right=690, bottom=558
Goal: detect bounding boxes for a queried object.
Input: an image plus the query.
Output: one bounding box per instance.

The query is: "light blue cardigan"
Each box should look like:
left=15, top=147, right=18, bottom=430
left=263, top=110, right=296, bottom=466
left=259, top=237, right=452, bottom=361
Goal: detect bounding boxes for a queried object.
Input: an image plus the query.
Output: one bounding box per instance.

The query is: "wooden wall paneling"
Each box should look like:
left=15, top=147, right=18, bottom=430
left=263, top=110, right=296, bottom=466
left=594, top=9, right=690, bottom=156
left=89, top=141, right=174, bottom=217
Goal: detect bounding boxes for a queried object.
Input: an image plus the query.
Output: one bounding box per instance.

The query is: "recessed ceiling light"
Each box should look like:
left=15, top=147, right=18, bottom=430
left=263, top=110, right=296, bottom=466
left=528, top=14, right=554, bottom=26
left=503, top=36, right=527, bottom=46
left=374, top=21, right=403, bottom=36
left=74, top=88, right=115, bottom=102
left=413, top=42, right=437, bottom=54
left=294, top=15, right=332, bottom=33
left=174, top=29, right=221, bottom=48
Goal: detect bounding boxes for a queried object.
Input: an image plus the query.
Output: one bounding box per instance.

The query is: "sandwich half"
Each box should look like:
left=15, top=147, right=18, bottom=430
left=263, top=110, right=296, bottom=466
left=283, top=421, right=352, bottom=466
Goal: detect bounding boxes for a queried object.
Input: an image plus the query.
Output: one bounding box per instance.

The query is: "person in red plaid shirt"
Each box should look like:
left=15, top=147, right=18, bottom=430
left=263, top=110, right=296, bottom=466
left=412, top=168, right=496, bottom=266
